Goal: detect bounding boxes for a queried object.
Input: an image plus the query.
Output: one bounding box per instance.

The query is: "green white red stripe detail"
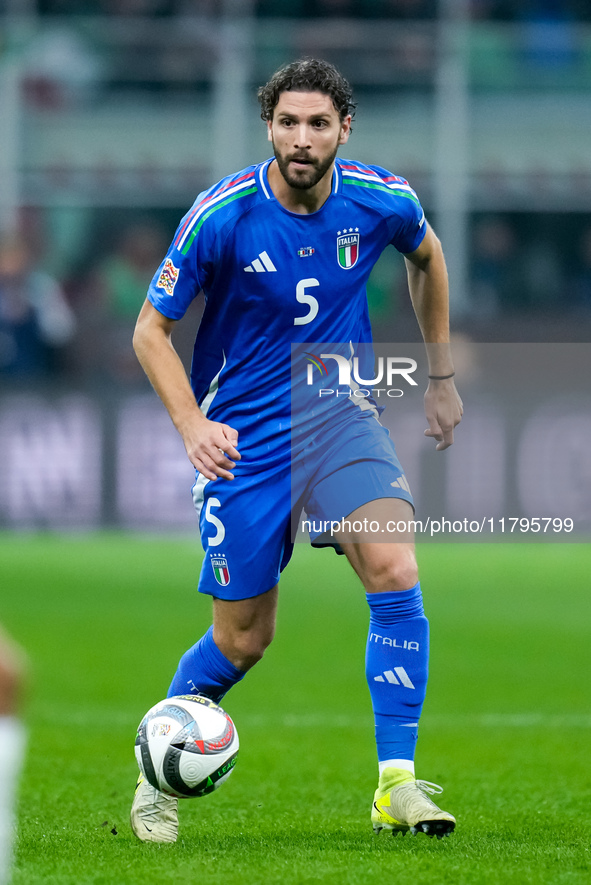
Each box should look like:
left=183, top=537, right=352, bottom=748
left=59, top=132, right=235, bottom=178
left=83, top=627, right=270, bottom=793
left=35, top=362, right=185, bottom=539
left=177, top=177, right=257, bottom=255
left=342, top=169, right=421, bottom=206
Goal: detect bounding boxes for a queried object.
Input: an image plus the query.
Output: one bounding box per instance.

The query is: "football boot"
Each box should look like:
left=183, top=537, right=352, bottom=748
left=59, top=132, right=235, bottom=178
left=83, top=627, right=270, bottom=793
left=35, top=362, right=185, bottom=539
left=371, top=767, right=455, bottom=839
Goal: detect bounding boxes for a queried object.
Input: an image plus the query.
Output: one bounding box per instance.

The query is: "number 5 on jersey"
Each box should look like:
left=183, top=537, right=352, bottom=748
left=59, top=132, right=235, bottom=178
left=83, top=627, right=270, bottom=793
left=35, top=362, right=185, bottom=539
left=294, top=278, right=319, bottom=326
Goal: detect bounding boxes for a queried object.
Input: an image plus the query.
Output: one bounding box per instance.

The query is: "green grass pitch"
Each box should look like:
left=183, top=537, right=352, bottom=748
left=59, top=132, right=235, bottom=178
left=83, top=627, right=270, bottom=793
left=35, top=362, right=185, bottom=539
left=2, top=535, right=590, bottom=885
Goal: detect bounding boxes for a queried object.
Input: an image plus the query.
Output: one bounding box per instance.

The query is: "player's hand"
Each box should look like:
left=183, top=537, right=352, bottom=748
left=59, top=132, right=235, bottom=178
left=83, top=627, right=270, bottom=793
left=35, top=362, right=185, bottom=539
left=182, top=418, right=241, bottom=480
left=424, top=378, right=463, bottom=451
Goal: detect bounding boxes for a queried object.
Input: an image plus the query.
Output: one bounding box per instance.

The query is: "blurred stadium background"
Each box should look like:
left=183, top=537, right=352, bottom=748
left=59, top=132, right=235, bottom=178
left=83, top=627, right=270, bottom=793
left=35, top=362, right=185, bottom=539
left=1, top=0, right=591, bottom=531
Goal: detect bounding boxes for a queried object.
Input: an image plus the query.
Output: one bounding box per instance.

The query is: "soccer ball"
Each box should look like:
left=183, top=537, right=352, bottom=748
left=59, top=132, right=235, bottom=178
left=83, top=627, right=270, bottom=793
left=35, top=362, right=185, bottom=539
left=135, top=694, right=239, bottom=798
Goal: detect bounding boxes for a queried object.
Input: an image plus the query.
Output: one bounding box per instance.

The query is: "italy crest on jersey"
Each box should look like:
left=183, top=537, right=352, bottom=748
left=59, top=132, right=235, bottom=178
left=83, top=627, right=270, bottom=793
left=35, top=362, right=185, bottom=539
left=337, top=230, right=360, bottom=269
left=211, top=556, right=230, bottom=586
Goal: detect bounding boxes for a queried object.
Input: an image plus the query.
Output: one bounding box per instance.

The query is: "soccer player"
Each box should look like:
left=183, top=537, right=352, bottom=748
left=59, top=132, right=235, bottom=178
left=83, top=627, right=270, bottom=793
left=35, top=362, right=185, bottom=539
left=0, top=626, right=26, bottom=884
left=130, top=58, right=463, bottom=843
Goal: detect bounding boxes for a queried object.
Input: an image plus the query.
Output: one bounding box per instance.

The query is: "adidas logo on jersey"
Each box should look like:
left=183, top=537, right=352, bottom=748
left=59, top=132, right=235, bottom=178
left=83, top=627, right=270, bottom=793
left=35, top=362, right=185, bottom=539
left=374, top=667, right=415, bottom=689
left=391, top=475, right=411, bottom=494
left=244, top=251, right=277, bottom=273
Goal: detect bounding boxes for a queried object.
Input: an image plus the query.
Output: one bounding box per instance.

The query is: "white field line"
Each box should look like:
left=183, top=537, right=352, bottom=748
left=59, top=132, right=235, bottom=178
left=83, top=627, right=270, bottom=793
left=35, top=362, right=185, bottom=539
left=243, top=713, right=591, bottom=729
left=33, top=708, right=591, bottom=729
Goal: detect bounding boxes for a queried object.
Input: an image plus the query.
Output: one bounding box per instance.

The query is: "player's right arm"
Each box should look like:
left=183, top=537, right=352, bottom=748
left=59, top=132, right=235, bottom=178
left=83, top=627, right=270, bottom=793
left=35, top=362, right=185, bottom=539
left=133, top=299, right=240, bottom=481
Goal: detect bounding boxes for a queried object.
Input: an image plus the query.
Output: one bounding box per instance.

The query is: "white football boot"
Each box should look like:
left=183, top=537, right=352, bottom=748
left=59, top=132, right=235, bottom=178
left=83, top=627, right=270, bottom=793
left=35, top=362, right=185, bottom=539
left=371, top=767, right=456, bottom=839
left=130, top=774, right=179, bottom=843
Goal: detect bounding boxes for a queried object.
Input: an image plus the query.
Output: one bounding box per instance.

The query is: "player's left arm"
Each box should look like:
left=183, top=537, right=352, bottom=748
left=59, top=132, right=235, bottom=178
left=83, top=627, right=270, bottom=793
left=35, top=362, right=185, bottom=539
left=404, top=222, right=463, bottom=451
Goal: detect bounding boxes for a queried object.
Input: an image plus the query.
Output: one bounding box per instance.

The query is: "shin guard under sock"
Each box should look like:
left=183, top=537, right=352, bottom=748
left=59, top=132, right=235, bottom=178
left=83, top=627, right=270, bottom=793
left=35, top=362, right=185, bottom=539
left=365, top=584, right=429, bottom=768
left=167, top=626, right=245, bottom=704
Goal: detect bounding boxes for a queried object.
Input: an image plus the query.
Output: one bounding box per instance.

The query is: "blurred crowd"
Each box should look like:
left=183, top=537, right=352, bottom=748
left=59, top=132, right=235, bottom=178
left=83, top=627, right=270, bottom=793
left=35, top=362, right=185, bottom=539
left=0, top=219, right=164, bottom=384
left=20, top=0, right=591, bottom=20
left=0, top=232, right=76, bottom=378
left=2, top=211, right=591, bottom=384
left=14, top=1, right=586, bottom=19
left=11, top=0, right=590, bottom=112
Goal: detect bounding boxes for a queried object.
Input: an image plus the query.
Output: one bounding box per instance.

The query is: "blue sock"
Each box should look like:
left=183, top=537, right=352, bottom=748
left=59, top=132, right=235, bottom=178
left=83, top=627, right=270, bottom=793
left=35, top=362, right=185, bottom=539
left=167, top=626, right=245, bottom=704
left=365, top=583, right=429, bottom=767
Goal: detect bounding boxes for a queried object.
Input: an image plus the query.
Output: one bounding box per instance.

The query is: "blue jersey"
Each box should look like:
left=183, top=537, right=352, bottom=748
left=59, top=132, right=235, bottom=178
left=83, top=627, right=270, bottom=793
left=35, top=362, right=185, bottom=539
left=148, top=157, right=426, bottom=464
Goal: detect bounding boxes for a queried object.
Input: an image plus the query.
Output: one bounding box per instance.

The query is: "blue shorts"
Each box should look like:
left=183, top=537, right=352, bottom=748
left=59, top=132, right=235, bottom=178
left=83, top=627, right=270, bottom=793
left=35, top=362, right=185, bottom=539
left=192, top=410, right=413, bottom=600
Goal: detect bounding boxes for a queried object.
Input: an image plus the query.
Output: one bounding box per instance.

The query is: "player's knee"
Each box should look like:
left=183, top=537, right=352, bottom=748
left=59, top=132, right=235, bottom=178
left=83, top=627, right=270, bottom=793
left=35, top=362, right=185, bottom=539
left=229, top=640, right=268, bottom=671
left=363, top=553, right=419, bottom=594
left=223, top=626, right=275, bottom=672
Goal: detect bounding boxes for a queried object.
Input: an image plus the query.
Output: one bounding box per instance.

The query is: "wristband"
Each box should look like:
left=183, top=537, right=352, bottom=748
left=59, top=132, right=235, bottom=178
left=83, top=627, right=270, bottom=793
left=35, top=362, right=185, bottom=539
left=428, top=372, right=455, bottom=380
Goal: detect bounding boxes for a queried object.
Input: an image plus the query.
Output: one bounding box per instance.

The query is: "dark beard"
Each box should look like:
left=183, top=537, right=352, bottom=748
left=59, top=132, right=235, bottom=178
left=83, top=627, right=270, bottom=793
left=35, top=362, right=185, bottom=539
left=272, top=142, right=339, bottom=191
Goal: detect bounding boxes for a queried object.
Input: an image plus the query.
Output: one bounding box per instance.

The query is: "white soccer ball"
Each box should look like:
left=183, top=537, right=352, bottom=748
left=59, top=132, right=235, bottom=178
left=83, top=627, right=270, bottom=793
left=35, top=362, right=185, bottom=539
left=134, top=694, right=239, bottom=798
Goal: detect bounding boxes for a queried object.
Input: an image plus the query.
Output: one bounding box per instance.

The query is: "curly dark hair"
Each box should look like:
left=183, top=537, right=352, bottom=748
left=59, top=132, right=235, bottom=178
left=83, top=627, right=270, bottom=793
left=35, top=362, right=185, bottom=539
left=258, top=58, right=356, bottom=123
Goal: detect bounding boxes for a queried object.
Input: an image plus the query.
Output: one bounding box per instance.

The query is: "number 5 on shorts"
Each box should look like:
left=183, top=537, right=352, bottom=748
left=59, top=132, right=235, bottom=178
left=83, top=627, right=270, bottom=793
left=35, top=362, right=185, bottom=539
left=205, top=497, right=225, bottom=546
